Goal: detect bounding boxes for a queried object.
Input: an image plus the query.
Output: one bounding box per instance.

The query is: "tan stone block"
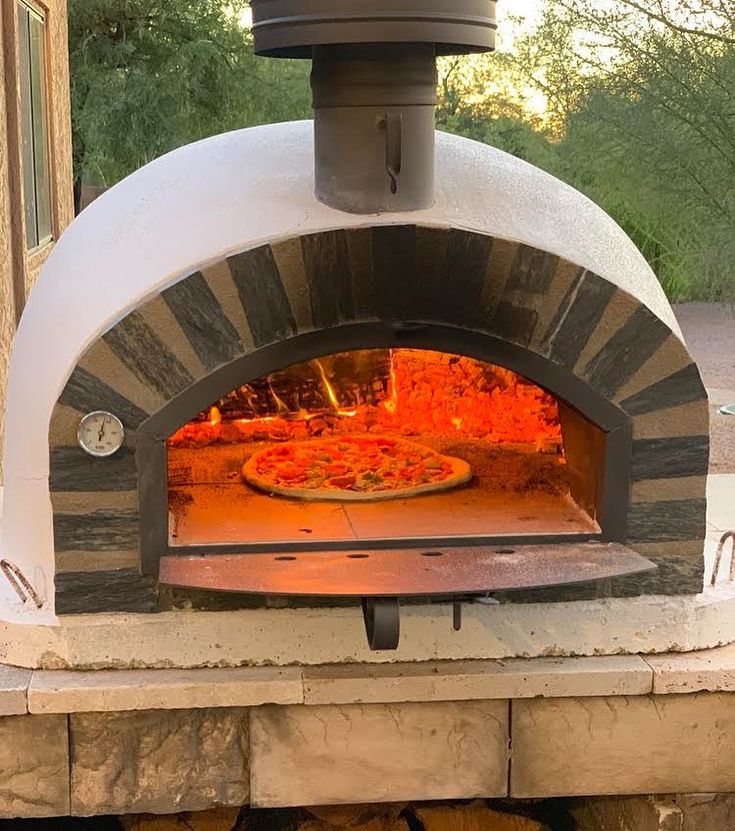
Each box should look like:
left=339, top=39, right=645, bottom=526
left=632, top=401, right=709, bottom=439
left=55, top=548, right=140, bottom=573
left=49, top=403, right=84, bottom=446
left=574, top=289, right=637, bottom=372
left=0, top=713, right=70, bottom=817
left=631, top=540, right=703, bottom=559
left=511, top=693, right=735, bottom=797
left=79, top=337, right=166, bottom=414
left=138, top=294, right=205, bottom=379
left=271, top=237, right=313, bottom=330
left=412, top=801, right=547, bottom=830
left=202, top=258, right=254, bottom=348
left=70, top=707, right=249, bottom=815
left=0, top=664, right=30, bottom=715
left=645, top=644, right=735, bottom=694
left=51, top=489, right=139, bottom=513
left=632, top=476, right=707, bottom=503
left=529, top=259, right=582, bottom=352
left=30, top=666, right=303, bottom=713
left=250, top=700, right=509, bottom=807
left=303, top=656, right=651, bottom=705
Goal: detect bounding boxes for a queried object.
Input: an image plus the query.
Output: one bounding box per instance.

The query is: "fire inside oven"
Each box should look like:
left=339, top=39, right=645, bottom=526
left=167, top=349, right=604, bottom=550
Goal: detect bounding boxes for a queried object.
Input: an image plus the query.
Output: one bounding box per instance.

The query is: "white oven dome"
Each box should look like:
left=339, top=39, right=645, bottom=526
left=0, top=120, right=679, bottom=623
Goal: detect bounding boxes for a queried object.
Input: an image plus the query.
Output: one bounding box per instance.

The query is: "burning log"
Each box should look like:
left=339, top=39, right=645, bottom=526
left=199, top=351, right=393, bottom=422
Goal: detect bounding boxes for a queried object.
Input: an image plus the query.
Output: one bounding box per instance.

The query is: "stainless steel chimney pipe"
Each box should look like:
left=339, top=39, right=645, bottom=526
left=251, top=1, right=496, bottom=214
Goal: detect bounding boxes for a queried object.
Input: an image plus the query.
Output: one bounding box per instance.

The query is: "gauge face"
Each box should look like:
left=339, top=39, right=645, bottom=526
left=77, top=411, right=125, bottom=457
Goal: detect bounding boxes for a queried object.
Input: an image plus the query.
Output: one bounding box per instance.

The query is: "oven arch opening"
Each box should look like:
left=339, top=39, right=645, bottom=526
left=137, top=321, right=632, bottom=575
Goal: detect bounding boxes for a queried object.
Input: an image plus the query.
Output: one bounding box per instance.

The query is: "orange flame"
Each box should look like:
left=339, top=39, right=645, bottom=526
left=267, top=378, right=290, bottom=415
left=314, top=359, right=357, bottom=417
left=383, top=348, right=398, bottom=414
left=209, top=406, right=222, bottom=426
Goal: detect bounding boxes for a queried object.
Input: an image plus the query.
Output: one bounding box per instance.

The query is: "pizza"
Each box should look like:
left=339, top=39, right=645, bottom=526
left=242, top=435, right=472, bottom=501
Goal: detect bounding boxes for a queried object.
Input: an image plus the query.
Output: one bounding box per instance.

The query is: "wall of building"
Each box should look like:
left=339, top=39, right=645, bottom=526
left=0, top=0, right=74, bottom=478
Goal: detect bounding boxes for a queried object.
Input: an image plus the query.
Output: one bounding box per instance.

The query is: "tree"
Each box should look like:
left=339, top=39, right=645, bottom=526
left=434, top=48, right=554, bottom=167
left=68, top=0, right=310, bottom=207
left=513, top=0, right=735, bottom=301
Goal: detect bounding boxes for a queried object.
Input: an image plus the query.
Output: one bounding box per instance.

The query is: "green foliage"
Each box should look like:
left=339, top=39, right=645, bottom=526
left=510, top=0, right=735, bottom=302
left=68, top=0, right=310, bottom=191
left=435, top=52, right=553, bottom=166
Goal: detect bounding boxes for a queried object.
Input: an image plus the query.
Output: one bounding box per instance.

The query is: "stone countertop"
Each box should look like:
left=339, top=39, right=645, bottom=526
left=2, top=647, right=735, bottom=716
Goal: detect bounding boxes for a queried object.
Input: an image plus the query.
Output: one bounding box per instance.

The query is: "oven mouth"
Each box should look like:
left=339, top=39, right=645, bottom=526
left=165, top=346, right=605, bottom=555
left=137, top=320, right=634, bottom=572
left=137, top=320, right=644, bottom=650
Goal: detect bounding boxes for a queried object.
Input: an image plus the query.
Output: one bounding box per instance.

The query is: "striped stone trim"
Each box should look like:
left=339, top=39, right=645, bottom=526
left=540, top=271, right=615, bottom=368
left=227, top=246, right=297, bottom=346
left=631, top=476, right=707, bottom=503
left=78, top=338, right=166, bottom=415
left=49, top=447, right=137, bottom=492
left=627, top=499, right=707, bottom=543
left=103, top=311, right=194, bottom=401
left=55, top=570, right=158, bottom=614
left=270, top=237, right=313, bottom=330
left=621, top=363, right=706, bottom=416
left=53, top=509, right=140, bottom=553
left=632, top=400, right=709, bottom=440
left=162, top=271, right=243, bottom=370
left=56, top=549, right=140, bottom=574
left=631, top=436, right=710, bottom=481
left=300, top=230, right=358, bottom=328
left=49, top=226, right=708, bottom=606
left=582, top=307, right=672, bottom=398
left=59, top=367, right=149, bottom=430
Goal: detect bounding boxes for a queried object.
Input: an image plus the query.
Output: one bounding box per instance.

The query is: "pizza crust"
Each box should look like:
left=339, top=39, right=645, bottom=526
left=242, top=436, right=472, bottom=501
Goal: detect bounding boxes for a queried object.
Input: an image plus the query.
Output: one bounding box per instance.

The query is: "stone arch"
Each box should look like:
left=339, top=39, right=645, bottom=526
left=48, top=226, right=708, bottom=611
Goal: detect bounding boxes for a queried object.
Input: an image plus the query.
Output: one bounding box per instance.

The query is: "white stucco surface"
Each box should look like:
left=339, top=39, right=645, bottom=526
left=0, top=121, right=681, bottom=624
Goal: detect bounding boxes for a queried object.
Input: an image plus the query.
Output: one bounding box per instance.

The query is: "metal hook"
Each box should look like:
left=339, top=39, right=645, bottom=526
left=0, top=559, right=43, bottom=607
left=380, top=112, right=402, bottom=195
left=710, top=530, right=735, bottom=587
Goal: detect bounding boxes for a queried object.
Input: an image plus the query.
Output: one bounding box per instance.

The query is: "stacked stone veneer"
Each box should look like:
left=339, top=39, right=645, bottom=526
left=6, top=693, right=735, bottom=816
left=48, top=225, right=709, bottom=612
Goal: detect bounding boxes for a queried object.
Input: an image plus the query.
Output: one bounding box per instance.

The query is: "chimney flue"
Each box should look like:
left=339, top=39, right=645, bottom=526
left=251, top=1, right=497, bottom=214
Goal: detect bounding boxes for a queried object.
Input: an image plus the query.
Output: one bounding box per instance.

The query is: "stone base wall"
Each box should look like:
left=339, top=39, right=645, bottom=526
left=4, top=689, right=735, bottom=817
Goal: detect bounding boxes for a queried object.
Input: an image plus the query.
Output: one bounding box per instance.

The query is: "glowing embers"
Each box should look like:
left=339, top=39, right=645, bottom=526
left=168, top=349, right=563, bottom=451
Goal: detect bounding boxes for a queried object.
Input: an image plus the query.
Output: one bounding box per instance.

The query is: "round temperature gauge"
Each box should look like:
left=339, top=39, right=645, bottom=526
left=77, top=411, right=125, bottom=457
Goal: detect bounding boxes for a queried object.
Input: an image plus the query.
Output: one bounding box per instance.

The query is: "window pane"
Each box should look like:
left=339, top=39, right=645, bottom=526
left=28, top=12, right=51, bottom=244
left=17, top=5, right=38, bottom=249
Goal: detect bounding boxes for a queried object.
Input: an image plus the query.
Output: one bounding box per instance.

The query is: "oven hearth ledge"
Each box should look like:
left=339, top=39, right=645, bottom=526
left=1, top=583, right=735, bottom=670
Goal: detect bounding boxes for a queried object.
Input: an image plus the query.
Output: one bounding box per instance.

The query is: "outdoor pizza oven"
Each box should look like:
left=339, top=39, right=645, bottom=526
left=0, top=1, right=709, bottom=651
